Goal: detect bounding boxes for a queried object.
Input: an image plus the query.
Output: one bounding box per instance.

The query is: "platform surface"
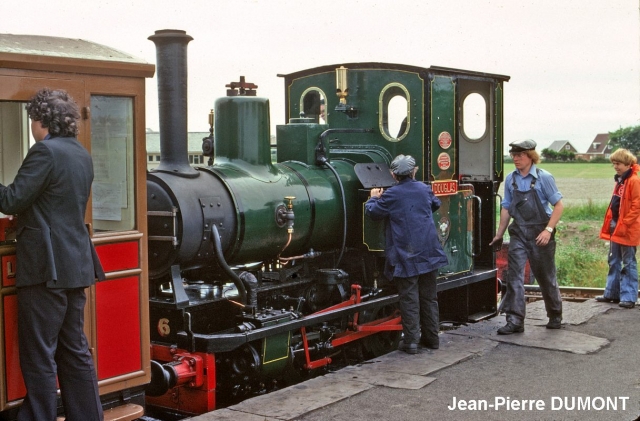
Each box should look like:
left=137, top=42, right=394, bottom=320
left=187, top=300, right=640, bottom=421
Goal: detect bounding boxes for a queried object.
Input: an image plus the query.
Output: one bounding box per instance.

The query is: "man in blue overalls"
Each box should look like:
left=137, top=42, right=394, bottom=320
left=365, top=155, right=448, bottom=353
left=490, top=140, right=564, bottom=334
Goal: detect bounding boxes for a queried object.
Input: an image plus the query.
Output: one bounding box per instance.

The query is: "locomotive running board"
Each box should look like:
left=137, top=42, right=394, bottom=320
left=179, top=293, right=400, bottom=353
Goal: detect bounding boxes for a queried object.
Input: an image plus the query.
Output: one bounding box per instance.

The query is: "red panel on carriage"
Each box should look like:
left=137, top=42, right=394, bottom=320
left=95, top=276, right=141, bottom=380
left=3, top=295, right=25, bottom=402
left=95, top=242, right=139, bottom=273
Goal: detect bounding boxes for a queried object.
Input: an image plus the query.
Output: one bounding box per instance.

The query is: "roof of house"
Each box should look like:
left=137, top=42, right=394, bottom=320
left=585, top=133, right=610, bottom=154
left=546, top=140, right=578, bottom=153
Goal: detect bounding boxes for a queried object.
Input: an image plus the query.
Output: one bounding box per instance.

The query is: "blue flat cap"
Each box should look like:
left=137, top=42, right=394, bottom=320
left=390, top=154, right=416, bottom=175
left=509, top=139, right=536, bottom=153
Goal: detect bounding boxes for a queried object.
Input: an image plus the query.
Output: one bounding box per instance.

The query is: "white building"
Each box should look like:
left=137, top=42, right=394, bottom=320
left=146, top=130, right=209, bottom=170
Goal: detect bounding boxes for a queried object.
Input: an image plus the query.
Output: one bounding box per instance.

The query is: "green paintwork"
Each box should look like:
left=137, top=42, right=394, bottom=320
left=362, top=203, right=385, bottom=252
left=276, top=123, right=326, bottom=164
left=362, top=189, right=474, bottom=276
left=211, top=160, right=362, bottom=264
left=434, top=188, right=474, bottom=277
left=215, top=96, right=273, bottom=168
left=260, top=332, right=291, bottom=377
left=285, top=68, right=425, bottom=175
left=430, top=76, right=456, bottom=180
left=213, top=96, right=364, bottom=263
left=282, top=67, right=479, bottom=277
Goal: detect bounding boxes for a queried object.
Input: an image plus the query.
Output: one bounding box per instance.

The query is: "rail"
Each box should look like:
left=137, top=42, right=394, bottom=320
left=525, top=285, right=604, bottom=302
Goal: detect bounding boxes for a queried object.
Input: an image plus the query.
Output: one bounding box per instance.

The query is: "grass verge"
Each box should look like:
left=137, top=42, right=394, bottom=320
left=555, top=200, right=608, bottom=288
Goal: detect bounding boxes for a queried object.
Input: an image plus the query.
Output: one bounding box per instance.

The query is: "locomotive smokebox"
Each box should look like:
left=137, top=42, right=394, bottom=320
left=149, top=29, right=198, bottom=177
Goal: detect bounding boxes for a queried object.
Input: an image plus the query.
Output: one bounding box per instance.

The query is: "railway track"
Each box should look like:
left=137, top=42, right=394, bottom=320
left=524, top=285, right=604, bottom=302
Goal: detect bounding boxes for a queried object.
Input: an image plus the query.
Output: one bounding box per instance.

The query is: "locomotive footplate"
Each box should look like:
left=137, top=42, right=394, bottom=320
left=175, top=293, right=400, bottom=353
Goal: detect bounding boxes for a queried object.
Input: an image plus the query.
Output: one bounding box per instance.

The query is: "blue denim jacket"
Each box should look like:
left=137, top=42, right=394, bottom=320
left=365, top=178, right=448, bottom=280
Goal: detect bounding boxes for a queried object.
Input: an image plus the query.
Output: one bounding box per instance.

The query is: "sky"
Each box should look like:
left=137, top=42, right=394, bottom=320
left=2, top=0, right=639, bottom=153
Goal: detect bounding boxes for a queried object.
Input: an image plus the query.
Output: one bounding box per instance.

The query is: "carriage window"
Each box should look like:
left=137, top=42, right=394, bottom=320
left=300, top=88, right=327, bottom=124
left=462, top=93, right=487, bottom=141
left=0, top=102, right=32, bottom=191
left=0, top=102, right=31, bottom=217
left=91, top=96, right=135, bottom=232
left=379, top=83, right=410, bottom=142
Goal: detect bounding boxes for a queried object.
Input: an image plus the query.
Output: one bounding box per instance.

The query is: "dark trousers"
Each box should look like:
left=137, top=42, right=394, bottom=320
left=502, top=229, right=563, bottom=326
left=395, top=271, right=439, bottom=345
left=17, top=284, right=103, bottom=421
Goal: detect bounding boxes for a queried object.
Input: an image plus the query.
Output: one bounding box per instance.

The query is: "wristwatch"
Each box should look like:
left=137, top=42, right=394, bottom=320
left=545, top=227, right=553, bottom=233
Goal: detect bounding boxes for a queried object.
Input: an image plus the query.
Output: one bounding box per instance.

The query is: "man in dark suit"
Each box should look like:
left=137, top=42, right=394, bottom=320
left=0, top=89, right=105, bottom=421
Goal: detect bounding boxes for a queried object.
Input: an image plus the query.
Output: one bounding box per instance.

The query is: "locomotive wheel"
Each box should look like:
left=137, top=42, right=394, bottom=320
left=360, top=304, right=401, bottom=358
left=231, top=344, right=261, bottom=375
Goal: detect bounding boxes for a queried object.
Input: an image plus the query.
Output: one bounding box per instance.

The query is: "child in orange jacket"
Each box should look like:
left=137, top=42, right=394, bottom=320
left=597, top=149, right=640, bottom=308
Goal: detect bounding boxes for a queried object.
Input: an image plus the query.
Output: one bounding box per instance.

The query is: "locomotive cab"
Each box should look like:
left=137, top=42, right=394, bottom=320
left=279, top=63, right=509, bottom=322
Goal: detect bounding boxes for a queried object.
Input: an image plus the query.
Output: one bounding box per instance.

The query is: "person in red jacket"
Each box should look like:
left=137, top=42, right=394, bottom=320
left=597, top=148, right=640, bottom=309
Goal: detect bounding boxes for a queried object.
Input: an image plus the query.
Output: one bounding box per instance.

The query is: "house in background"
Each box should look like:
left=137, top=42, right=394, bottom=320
left=146, top=130, right=209, bottom=170
left=577, top=133, right=612, bottom=161
left=546, top=140, right=579, bottom=154
left=146, top=131, right=279, bottom=170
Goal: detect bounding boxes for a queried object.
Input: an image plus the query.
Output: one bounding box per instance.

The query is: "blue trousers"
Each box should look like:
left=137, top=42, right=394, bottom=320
left=604, top=241, right=638, bottom=303
left=395, top=271, right=439, bottom=345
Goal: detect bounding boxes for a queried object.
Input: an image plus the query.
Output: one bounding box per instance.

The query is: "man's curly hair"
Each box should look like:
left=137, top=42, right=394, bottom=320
left=26, top=89, right=80, bottom=137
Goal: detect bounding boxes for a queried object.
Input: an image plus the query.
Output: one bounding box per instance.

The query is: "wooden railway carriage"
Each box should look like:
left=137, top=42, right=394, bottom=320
left=0, top=34, right=153, bottom=420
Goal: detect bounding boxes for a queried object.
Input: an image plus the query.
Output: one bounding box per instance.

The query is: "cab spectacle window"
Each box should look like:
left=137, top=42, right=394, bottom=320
left=90, top=96, right=135, bottom=232
left=379, top=83, right=410, bottom=142
left=300, top=88, right=327, bottom=124
left=462, top=92, right=487, bottom=142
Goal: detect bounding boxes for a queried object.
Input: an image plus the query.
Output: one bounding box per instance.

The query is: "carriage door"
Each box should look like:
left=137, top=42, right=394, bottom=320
left=0, top=77, right=85, bottom=406
left=89, top=93, right=147, bottom=386
left=0, top=76, right=150, bottom=409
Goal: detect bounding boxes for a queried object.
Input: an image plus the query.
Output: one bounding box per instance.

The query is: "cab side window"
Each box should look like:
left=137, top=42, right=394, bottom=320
left=379, top=83, right=410, bottom=142
left=301, top=88, right=327, bottom=124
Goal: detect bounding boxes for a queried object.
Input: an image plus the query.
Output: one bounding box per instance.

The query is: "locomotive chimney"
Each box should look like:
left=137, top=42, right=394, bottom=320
left=149, top=29, right=198, bottom=177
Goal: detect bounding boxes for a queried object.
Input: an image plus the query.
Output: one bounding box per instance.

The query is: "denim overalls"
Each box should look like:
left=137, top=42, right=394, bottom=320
left=500, top=170, right=563, bottom=326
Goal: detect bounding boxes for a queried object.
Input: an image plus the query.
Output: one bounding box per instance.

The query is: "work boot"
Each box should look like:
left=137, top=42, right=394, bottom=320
left=419, top=339, right=439, bottom=349
left=619, top=301, right=636, bottom=309
left=497, top=322, right=524, bottom=335
left=398, top=340, right=418, bottom=354
left=546, top=316, right=562, bottom=329
left=595, top=295, right=620, bottom=303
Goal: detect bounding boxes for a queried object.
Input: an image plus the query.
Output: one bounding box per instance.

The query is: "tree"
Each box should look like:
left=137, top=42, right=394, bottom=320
left=558, top=149, right=575, bottom=162
left=541, top=148, right=559, bottom=161
left=609, top=125, right=640, bottom=155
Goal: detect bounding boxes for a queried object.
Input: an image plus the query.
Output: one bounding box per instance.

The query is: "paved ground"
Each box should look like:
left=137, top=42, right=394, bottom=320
left=188, top=300, right=640, bottom=421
